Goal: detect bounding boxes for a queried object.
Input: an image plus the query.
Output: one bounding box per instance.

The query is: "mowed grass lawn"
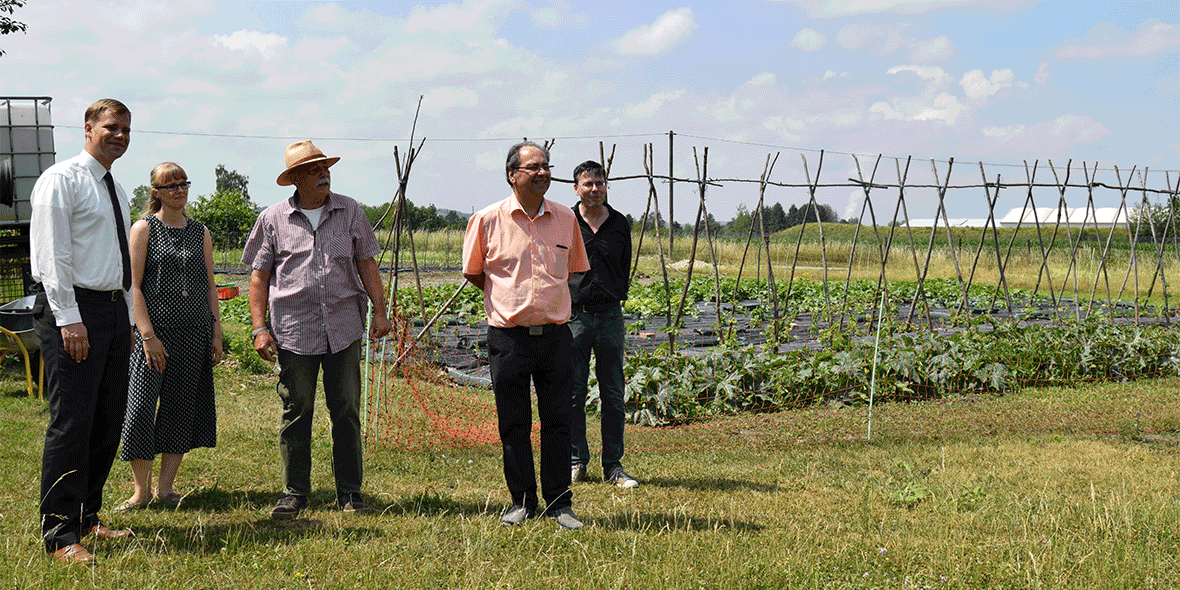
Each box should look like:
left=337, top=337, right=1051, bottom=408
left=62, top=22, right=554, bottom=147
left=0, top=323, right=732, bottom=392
left=3, top=356, right=1180, bottom=589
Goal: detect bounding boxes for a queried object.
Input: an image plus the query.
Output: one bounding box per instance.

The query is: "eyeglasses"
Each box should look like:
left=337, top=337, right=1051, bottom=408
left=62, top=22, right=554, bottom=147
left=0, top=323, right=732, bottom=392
left=300, top=163, right=331, bottom=175
left=579, top=181, right=609, bottom=190
left=514, top=164, right=553, bottom=174
left=154, top=181, right=192, bottom=191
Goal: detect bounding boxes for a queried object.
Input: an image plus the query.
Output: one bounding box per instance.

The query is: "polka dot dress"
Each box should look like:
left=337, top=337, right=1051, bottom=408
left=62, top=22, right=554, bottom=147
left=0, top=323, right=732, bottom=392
left=120, top=216, right=217, bottom=460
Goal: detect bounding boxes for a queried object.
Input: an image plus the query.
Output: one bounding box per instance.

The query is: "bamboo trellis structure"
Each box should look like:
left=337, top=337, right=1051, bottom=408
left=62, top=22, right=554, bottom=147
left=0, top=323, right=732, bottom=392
left=364, top=129, right=1180, bottom=434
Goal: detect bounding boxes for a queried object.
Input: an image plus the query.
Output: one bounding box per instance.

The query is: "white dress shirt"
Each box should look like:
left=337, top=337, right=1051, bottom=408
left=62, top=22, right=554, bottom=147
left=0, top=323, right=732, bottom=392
left=30, top=151, right=134, bottom=325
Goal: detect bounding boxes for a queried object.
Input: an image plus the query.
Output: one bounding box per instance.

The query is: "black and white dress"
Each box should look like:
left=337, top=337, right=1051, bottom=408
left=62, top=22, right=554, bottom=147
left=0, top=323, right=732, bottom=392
left=120, top=215, right=217, bottom=460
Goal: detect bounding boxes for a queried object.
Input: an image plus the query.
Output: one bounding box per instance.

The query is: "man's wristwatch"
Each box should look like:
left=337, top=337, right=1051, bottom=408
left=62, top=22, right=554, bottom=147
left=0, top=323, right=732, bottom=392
left=251, top=326, right=270, bottom=339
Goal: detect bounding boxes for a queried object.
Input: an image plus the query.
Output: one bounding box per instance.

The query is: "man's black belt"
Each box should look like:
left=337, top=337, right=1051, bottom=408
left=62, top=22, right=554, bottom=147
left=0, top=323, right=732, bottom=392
left=578, top=301, right=620, bottom=313
left=31, top=283, right=124, bottom=302
left=496, top=323, right=559, bottom=336
left=74, top=286, right=124, bottom=302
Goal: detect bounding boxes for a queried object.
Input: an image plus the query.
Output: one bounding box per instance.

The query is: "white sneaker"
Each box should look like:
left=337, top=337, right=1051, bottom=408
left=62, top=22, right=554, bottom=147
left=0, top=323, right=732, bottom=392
left=571, top=464, right=589, bottom=484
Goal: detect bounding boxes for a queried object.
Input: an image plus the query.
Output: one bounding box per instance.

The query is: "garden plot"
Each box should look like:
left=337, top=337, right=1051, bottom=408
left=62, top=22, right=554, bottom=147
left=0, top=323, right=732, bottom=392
left=420, top=296, right=1169, bottom=390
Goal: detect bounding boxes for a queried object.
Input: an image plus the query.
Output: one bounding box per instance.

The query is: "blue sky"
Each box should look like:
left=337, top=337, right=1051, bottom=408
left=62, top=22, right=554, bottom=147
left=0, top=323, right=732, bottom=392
left=2, top=0, right=1177, bottom=224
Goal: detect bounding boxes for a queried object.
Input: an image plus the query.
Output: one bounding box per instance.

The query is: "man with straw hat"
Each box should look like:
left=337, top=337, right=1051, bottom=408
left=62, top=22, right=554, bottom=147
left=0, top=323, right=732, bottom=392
left=242, top=140, right=391, bottom=519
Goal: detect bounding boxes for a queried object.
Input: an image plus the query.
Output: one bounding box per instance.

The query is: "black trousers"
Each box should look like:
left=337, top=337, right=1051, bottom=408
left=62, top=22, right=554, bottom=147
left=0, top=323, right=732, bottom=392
left=487, top=324, right=574, bottom=512
left=35, top=289, right=131, bottom=551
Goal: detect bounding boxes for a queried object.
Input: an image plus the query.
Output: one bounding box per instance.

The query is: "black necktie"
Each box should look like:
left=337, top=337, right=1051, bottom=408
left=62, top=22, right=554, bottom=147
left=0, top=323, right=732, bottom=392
left=103, top=172, right=132, bottom=291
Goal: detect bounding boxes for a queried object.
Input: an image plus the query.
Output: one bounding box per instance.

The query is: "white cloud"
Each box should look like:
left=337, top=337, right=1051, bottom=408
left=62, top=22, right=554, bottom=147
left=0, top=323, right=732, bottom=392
left=909, top=35, right=954, bottom=62
left=211, top=30, right=287, bottom=57
left=912, top=92, right=963, bottom=124
left=1035, top=62, right=1050, bottom=85
left=626, top=90, right=685, bottom=118
left=474, top=151, right=503, bottom=173
left=764, top=115, right=806, bottom=133
left=614, top=8, right=698, bottom=56
left=960, top=68, right=1016, bottom=99
left=1042, top=113, right=1109, bottom=143
left=981, top=124, right=1025, bottom=142
left=980, top=114, right=1110, bottom=147
left=845, top=190, right=864, bottom=220
left=1057, top=19, right=1180, bottom=59
left=483, top=115, right=547, bottom=138
left=118, top=0, right=213, bottom=30
left=297, top=3, right=387, bottom=34
left=822, top=70, right=850, bottom=81
left=162, top=78, right=227, bottom=98
left=792, top=28, right=827, bottom=52
left=530, top=1, right=589, bottom=29
left=775, top=0, right=1029, bottom=18
left=887, top=65, right=953, bottom=88
left=869, top=101, right=905, bottom=120
left=422, top=86, right=480, bottom=111
left=403, top=0, right=515, bottom=36
left=838, top=23, right=906, bottom=53
left=837, top=23, right=954, bottom=62
left=706, top=96, right=741, bottom=123
left=748, top=72, right=777, bottom=86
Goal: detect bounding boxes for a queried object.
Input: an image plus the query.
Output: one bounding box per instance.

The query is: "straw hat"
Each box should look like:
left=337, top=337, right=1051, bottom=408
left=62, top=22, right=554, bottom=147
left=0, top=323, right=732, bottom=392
left=276, top=140, right=340, bottom=186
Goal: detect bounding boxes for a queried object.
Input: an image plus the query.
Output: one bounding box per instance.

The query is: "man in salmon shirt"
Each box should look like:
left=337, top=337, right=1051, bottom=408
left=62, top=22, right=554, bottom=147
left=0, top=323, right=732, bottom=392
left=462, top=141, right=590, bottom=530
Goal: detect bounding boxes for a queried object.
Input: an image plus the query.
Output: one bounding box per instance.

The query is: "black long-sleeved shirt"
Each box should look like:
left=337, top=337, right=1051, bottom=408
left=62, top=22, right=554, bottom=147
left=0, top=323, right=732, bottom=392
left=569, top=202, right=632, bottom=307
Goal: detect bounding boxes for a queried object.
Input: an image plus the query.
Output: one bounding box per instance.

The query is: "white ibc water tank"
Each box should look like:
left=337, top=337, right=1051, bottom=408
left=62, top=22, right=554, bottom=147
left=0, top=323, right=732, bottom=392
left=0, top=97, right=55, bottom=223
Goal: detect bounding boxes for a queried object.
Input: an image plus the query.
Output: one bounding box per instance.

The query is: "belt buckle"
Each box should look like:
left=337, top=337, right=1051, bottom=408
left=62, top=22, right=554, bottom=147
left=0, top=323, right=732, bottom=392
left=528, top=325, right=543, bottom=336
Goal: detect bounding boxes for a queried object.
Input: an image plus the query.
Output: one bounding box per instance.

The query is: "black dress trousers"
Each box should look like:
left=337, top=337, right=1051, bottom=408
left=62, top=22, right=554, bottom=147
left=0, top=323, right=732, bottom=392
left=35, top=288, right=131, bottom=551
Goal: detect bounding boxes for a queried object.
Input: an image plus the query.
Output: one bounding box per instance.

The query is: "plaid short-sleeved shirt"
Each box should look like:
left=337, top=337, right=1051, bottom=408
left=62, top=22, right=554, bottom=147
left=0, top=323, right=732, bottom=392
left=241, top=192, right=380, bottom=355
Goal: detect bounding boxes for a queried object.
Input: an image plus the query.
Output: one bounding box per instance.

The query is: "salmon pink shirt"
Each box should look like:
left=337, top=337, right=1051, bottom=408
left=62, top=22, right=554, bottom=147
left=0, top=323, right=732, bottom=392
left=462, top=196, right=590, bottom=328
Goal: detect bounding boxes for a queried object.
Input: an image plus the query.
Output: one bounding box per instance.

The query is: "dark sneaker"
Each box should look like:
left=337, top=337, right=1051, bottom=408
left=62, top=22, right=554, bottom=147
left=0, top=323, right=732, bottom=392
left=270, top=495, right=307, bottom=520
left=339, top=492, right=367, bottom=513
left=500, top=505, right=535, bottom=526
left=544, top=506, right=584, bottom=530
left=571, top=463, right=588, bottom=484
left=606, top=466, right=639, bottom=488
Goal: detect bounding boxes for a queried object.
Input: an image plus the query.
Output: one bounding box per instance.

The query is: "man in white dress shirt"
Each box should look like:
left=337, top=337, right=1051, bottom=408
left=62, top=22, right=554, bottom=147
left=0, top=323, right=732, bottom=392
left=30, top=98, right=136, bottom=564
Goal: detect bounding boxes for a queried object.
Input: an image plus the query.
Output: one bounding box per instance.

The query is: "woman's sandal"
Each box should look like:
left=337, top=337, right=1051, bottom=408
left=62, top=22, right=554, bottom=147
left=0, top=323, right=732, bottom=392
left=112, top=498, right=150, bottom=512
left=155, top=491, right=183, bottom=506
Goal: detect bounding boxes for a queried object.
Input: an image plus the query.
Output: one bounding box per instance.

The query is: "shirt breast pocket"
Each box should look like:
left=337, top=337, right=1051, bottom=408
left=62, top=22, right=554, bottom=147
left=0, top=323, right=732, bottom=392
left=540, top=242, right=570, bottom=280
left=329, top=233, right=355, bottom=262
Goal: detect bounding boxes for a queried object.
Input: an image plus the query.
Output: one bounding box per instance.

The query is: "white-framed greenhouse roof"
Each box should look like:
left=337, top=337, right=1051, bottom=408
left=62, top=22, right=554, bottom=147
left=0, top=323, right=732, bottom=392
left=905, top=218, right=989, bottom=228
left=997, top=206, right=1127, bottom=228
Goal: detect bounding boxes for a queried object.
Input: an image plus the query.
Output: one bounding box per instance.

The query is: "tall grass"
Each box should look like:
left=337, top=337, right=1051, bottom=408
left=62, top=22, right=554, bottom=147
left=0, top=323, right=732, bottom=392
left=4, top=349, right=1180, bottom=588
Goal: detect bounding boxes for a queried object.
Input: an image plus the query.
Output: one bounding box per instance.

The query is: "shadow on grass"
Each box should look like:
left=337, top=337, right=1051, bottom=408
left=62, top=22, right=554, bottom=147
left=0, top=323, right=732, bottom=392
left=368, top=493, right=765, bottom=533
left=128, top=520, right=386, bottom=555
left=594, top=511, right=765, bottom=533
left=640, top=476, right=781, bottom=493
left=144, top=486, right=270, bottom=513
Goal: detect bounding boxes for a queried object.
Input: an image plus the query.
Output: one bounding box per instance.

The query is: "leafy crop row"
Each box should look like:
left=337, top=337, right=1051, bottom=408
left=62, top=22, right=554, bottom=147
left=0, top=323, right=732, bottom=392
left=594, top=321, right=1180, bottom=427
left=622, top=276, right=1049, bottom=318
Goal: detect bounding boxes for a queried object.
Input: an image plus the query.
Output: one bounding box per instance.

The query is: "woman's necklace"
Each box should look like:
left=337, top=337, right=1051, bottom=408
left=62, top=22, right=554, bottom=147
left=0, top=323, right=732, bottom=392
left=158, top=216, right=189, bottom=297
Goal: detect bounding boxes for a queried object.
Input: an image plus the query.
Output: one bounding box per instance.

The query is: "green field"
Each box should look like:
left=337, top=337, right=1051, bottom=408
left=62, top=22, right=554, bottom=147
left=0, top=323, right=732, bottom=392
left=3, top=343, right=1180, bottom=588
left=5, top=235, right=1180, bottom=588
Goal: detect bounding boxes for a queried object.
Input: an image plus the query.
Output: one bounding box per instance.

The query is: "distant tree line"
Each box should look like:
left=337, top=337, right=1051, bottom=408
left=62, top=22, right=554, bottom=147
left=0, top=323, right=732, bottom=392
left=625, top=201, right=848, bottom=238
left=361, top=201, right=468, bottom=232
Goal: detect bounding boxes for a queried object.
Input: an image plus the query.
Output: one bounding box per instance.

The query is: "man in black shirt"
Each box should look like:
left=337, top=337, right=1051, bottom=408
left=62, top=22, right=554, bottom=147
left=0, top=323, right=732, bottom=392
left=567, top=160, right=638, bottom=488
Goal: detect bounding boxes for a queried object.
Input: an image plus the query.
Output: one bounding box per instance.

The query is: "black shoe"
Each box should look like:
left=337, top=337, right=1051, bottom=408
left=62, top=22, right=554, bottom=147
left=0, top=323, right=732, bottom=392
left=606, top=466, right=640, bottom=488
left=270, top=495, right=307, bottom=520
left=339, top=492, right=367, bottom=513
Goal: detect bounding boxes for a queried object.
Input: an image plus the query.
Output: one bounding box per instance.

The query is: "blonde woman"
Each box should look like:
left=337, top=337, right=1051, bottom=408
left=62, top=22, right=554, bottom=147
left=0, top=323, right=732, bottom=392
left=115, top=162, right=221, bottom=511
